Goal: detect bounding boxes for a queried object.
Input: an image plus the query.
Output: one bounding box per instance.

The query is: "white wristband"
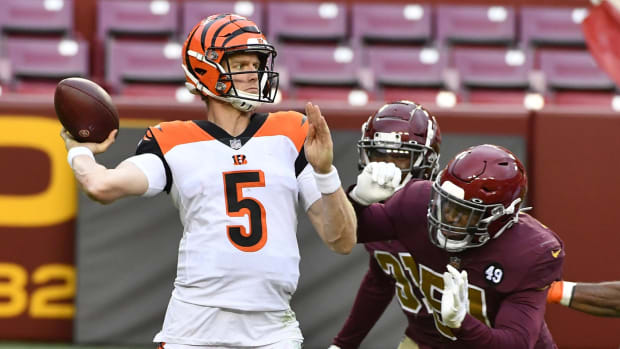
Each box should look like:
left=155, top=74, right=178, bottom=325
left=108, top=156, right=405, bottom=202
left=67, top=146, right=94, bottom=169
left=313, top=165, right=341, bottom=194
left=560, top=281, right=576, bottom=307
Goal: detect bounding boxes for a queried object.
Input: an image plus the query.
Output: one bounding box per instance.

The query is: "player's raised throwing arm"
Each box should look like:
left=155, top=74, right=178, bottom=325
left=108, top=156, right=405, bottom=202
left=304, top=102, right=357, bottom=254
left=61, top=129, right=150, bottom=204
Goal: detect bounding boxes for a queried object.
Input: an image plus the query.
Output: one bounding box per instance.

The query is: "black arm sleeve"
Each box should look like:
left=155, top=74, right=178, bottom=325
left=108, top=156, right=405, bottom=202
left=135, top=128, right=173, bottom=193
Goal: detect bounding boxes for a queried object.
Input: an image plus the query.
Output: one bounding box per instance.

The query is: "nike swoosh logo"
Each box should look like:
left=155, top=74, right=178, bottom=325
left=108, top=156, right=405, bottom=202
left=551, top=248, right=562, bottom=258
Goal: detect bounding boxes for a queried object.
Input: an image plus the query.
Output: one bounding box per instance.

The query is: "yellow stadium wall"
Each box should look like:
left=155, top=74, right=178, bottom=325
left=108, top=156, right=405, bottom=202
left=0, top=113, right=76, bottom=341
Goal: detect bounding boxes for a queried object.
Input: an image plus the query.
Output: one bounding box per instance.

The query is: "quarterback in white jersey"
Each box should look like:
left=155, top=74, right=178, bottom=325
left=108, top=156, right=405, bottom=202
left=61, top=13, right=356, bottom=348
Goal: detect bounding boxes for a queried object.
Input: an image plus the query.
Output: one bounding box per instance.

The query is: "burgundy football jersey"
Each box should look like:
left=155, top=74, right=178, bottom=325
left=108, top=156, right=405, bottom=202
left=333, top=239, right=446, bottom=349
left=353, top=180, right=564, bottom=349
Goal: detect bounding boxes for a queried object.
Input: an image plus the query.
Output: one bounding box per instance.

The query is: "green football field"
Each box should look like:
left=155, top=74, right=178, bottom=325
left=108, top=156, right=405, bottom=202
left=0, top=343, right=152, bottom=349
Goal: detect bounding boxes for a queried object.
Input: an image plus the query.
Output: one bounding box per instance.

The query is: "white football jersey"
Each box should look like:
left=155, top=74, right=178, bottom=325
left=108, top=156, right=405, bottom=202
left=132, top=111, right=321, bottom=313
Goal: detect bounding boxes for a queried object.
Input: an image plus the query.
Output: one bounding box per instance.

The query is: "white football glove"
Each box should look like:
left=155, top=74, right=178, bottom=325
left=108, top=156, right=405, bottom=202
left=349, top=162, right=401, bottom=205
left=441, top=264, right=469, bottom=329
left=327, top=346, right=341, bottom=349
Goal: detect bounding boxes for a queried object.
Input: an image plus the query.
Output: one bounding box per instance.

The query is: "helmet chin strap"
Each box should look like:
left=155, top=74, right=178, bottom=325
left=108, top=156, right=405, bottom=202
left=396, top=172, right=413, bottom=191
left=229, top=90, right=263, bottom=112
left=183, top=75, right=262, bottom=112
left=480, top=198, right=522, bottom=224
left=436, top=230, right=471, bottom=252
left=483, top=198, right=523, bottom=240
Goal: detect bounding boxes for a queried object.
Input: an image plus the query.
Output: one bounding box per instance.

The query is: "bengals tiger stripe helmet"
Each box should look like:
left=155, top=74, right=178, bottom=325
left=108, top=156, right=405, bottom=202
left=182, top=14, right=279, bottom=112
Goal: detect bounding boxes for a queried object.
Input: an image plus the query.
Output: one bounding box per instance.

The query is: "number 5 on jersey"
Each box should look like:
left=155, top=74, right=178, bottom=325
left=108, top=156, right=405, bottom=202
left=223, top=170, right=267, bottom=252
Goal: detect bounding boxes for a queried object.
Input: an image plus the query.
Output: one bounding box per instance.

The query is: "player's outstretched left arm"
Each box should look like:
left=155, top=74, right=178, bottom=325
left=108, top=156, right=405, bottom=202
left=548, top=280, right=620, bottom=317
left=61, top=129, right=149, bottom=204
left=304, top=102, right=357, bottom=254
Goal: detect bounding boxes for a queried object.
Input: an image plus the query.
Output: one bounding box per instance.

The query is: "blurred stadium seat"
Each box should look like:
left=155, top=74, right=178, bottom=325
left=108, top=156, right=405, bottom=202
left=279, top=45, right=361, bottom=86
left=105, top=39, right=184, bottom=96
left=540, top=49, right=615, bottom=90
left=96, top=0, right=180, bottom=90
left=0, top=0, right=615, bottom=110
left=436, top=5, right=516, bottom=46
left=520, top=6, right=587, bottom=47
left=278, top=44, right=367, bottom=101
left=181, top=1, right=264, bottom=38
left=3, top=36, right=88, bottom=94
left=452, top=47, right=533, bottom=104
left=97, top=0, right=179, bottom=40
left=366, top=46, right=447, bottom=104
left=351, top=3, right=432, bottom=46
left=367, top=46, right=446, bottom=87
left=539, top=49, right=617, bottom=105
left=266, top=2, right=347, bottom=44
left=0, top=0, right=74, bottom=37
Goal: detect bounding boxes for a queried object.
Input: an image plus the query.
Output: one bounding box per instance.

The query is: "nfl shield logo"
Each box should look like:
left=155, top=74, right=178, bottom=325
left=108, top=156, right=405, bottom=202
left=230, top=138, right=242, bottom=150
left=449, top=256, right=461, bottom=270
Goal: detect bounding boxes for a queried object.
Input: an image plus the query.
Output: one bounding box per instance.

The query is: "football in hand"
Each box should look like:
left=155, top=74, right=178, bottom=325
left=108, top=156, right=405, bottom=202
left=54, top=77, right=119, bottom=143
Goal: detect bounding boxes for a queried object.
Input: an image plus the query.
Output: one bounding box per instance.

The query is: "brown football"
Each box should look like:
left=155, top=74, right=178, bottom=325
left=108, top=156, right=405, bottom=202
left=54, top=77, right=119, bottom=143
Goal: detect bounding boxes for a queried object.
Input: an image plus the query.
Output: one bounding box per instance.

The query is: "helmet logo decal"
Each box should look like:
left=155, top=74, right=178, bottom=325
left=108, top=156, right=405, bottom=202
left=207, top=50, right=218, bottom=60
left=216, top=82, right=227, bottom=92
left=247, top=37, right=267, bottom=45
left=484, top=263, right=504, bottom=286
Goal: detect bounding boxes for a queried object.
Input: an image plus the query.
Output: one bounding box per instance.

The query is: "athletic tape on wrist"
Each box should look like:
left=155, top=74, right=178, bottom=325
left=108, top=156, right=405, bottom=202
left=313, top=165, right=341, bottom=194
left=67, top=146, right=94, bottom=169
left=560, top=281, right=576, bottom=307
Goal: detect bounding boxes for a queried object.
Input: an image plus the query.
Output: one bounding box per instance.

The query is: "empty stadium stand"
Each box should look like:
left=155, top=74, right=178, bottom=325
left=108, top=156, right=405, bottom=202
left=0, top=0, right=615, bottom=108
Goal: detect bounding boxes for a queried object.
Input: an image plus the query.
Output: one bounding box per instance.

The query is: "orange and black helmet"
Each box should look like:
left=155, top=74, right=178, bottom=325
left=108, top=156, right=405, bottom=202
left=182, top=14, right=279, bottom=111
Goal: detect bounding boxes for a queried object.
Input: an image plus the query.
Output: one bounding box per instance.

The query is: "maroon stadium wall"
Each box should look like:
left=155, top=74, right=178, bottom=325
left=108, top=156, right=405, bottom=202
left=533, top=106, right=620, bottom=348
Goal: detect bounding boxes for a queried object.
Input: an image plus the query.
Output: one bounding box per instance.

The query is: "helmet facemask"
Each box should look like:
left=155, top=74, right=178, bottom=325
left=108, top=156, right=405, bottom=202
left=217, top=47, right=279, bottom=109
left=427, top=178, right=523, bottom=252
left=357, top=130, right=440, bottom=185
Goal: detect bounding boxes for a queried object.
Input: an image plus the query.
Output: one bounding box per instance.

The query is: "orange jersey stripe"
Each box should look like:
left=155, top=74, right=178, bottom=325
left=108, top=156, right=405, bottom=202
left=254, top=111, right=308, bottom=152
left=149, top=120, right=215, bottom=154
